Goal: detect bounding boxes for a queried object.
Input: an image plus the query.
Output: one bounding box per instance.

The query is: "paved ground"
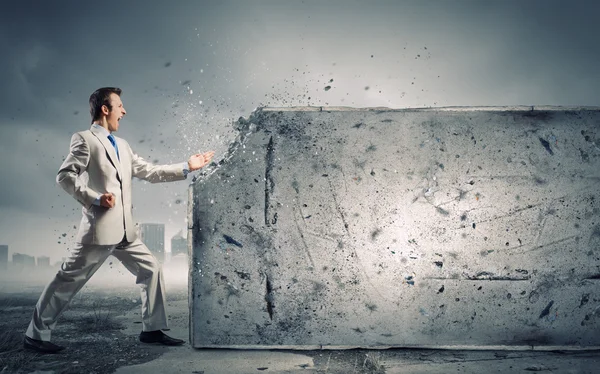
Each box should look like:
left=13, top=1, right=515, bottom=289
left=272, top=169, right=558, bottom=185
left=2, top=273, right=599, bottom=374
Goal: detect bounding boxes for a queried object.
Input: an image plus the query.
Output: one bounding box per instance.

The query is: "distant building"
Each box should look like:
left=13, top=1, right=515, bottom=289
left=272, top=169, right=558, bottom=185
left=171, top=230, right=187, bottom=257
left=37, top=256, right=51, bottom=268
left=0, top=245, right=7, bottom=270
left=169, top=253, right=188, bottom=269
left=140, top=223, right=165, bottom=262
left=13, top=253, right=35, bottom=270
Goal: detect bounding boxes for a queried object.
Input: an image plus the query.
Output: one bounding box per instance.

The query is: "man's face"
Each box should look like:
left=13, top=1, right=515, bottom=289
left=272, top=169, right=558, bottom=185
left=104, top=93, right=126, bottom=132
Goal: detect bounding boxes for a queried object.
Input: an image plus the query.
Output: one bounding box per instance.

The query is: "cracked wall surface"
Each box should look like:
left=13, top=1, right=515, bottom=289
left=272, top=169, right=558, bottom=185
left=189, top=106, right=600, bottom=348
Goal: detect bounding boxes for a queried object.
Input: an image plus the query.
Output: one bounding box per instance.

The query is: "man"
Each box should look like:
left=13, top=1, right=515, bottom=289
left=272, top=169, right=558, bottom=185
left=24, top=87, right=214, bottom=353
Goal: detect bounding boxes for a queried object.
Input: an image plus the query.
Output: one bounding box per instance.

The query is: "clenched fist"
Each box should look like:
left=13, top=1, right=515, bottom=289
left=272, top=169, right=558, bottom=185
left=187, top=151, right=215, bottom=171
left=100, top=193, right=116, bottom=208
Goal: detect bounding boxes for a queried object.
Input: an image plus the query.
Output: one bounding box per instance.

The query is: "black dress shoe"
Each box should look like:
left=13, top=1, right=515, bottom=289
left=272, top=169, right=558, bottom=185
left=23, top=336, right=65, bottom=353
left=139, top=330, right=185, bottom=346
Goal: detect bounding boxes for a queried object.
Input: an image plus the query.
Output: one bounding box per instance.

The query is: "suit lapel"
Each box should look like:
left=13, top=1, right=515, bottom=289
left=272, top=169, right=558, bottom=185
left=90, top=126, right=123, bottom=182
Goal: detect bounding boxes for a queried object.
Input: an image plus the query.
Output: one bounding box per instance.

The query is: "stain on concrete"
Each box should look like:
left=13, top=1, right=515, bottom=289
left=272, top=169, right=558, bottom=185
left=235, top=270, right=251, bottom=280
left=370, top=229, right=382, bottom=241
left=291, top=180, right=300, bottom=194
left=223, top=234, right=243, bottom=248
left=539, top=137, right=554, bottom=155
left=365, top=303, right=378, bottom=312
left=581, top=305, right=600, bottom=326
left=366, top=144, right=377, bottom=152
left=539, top=301, right=555, bottom=319
left=436, top=207, right=450, bottom=215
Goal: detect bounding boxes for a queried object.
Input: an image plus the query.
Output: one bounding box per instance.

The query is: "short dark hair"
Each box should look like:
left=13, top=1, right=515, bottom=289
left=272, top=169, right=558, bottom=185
left=89, top=87, right=122, bottom=123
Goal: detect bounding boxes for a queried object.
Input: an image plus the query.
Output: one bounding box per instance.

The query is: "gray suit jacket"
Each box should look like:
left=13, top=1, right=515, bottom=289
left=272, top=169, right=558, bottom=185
left=57, top=125, right=186, bottom=245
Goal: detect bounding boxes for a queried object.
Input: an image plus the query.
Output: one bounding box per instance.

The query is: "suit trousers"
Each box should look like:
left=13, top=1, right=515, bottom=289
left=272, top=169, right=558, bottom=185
left=26, top=238, right=168, bottom=341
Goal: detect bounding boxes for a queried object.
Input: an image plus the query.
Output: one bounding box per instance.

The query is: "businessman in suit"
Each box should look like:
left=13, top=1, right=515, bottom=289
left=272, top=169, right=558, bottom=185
left=24, top=87, right=214, bottom=353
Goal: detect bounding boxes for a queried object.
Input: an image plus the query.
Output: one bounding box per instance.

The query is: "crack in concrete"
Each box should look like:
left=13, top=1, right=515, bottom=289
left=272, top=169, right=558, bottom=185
left=293, top=206, right=315, bottom=268
left=264, top=136, right=276, bottom=227
left=265, top=275, right=274, bottom=320
left=462, top=271, right=531, bottom=281
left=326, top=177, right=386, bottom=301
left=509, top=235, right=578, bottom=255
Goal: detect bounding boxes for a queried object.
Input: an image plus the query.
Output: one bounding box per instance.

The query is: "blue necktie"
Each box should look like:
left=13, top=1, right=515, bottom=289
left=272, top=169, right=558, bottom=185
left=107, top=134, right=120, bottom=160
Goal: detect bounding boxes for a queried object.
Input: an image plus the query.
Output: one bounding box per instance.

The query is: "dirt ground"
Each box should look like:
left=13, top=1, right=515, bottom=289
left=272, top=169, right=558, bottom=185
left=0, top=279, right=186, bottom=374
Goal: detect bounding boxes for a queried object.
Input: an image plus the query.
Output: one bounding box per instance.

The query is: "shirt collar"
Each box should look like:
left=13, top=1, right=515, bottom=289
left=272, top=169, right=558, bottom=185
left=92, top=124, right=111, bottom=137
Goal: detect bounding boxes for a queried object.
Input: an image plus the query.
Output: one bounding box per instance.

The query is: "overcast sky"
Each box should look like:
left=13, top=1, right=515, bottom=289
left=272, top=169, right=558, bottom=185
left=1, top=0, right=599, bottom=263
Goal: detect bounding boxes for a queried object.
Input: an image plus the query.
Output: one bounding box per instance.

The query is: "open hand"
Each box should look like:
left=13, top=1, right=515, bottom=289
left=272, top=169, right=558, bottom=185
left=188, top=151, right=215, bottom=171
left=100, top=193, right=115, bottom=208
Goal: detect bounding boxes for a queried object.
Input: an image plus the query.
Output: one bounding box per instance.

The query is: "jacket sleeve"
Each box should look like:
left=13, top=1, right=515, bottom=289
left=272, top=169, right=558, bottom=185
left=56, top=133, right=100, bottom=208
left=127, top=141, right=187, bottom=183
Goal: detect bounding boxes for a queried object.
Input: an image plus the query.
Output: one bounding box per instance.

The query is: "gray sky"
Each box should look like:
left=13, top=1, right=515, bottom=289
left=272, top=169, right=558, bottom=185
left=1, top=0, right=599, bottom=263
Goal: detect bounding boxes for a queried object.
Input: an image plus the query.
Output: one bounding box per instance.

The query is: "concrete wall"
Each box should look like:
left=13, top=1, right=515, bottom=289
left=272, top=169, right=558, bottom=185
left=189, top=107, right=600, bottom=349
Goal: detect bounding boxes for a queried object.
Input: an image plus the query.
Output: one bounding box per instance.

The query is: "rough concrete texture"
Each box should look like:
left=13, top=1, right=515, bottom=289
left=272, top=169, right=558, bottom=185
left=189, top=106, right=600, bottom=349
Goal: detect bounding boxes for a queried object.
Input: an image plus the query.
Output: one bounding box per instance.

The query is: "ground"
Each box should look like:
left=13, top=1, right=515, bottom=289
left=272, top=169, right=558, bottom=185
left=0, top=282, right=178, bottom=374
left=1, top=272, right=600, bottom=374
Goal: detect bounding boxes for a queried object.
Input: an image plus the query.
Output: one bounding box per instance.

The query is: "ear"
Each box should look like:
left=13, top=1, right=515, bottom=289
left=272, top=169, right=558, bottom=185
left=101, top=105, right=110, bottom=116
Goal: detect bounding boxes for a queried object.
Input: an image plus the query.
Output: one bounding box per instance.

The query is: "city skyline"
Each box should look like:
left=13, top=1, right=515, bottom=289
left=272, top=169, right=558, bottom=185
left=0, top=224, right=187, bottom=264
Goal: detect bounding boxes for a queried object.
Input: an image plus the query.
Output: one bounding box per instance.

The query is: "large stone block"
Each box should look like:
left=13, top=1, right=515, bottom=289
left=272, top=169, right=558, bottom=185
left=188, top=107, right=600, bottom=348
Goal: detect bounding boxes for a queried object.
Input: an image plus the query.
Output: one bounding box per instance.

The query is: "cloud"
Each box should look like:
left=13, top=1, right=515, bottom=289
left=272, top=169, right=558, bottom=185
left=2, top=0, right=600, bottom=264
